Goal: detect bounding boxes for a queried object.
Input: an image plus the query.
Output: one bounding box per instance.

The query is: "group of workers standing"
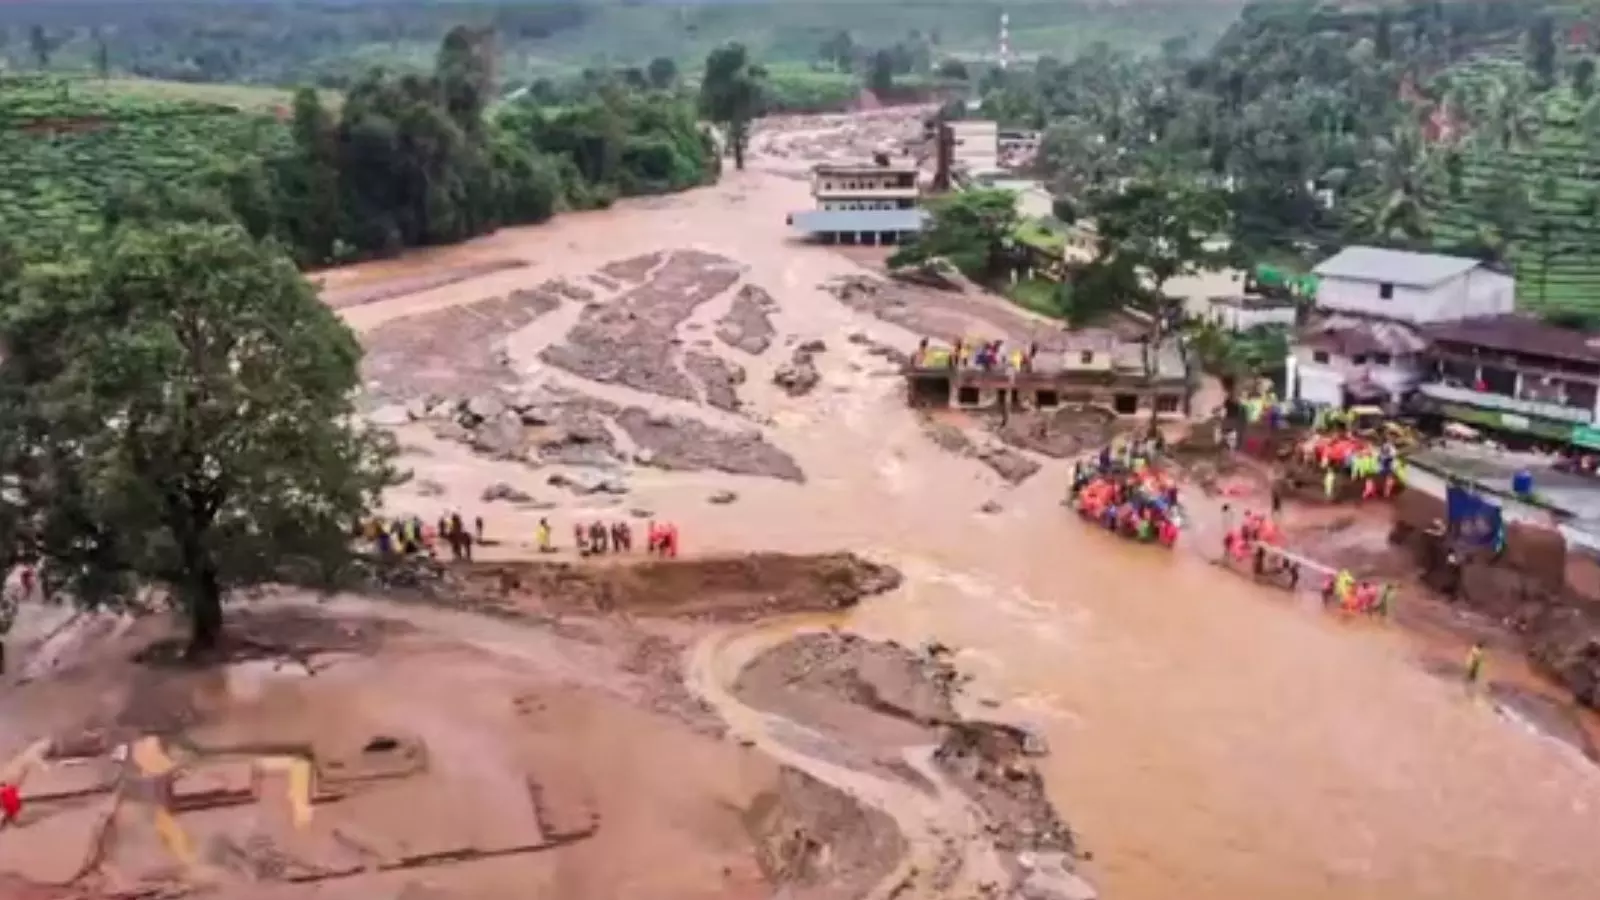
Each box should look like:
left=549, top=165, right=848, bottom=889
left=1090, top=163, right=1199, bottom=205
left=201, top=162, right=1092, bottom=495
left=911, top=336, right=1041, bottom=373
left=541, top=519, right=679, bottom=558
left=367, top=513, right=482, bottom=561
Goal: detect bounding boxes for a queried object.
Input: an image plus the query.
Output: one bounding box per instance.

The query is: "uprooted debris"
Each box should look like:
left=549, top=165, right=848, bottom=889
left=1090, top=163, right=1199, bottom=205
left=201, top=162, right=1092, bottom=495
left=919, top=416, right=1042, bottom=485
left=772, top=341, right=826, bottom=398
left=717, top=285, right=779, bottom=355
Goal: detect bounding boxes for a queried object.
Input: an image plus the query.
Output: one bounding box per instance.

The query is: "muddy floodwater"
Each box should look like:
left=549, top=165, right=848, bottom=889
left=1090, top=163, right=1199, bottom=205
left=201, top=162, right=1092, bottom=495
left=319, top=112, right=1600, bottom=900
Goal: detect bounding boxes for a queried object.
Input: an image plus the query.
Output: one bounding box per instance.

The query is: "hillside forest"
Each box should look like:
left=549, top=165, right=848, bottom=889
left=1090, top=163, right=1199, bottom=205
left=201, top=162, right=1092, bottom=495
left=0, top=26, right=734, bottom=268
left=981, top=0, right=1600, bottom=319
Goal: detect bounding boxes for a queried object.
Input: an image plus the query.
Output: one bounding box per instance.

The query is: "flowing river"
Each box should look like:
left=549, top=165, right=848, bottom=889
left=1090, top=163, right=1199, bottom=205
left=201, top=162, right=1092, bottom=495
left=330, top=113, right=1600, bottom=900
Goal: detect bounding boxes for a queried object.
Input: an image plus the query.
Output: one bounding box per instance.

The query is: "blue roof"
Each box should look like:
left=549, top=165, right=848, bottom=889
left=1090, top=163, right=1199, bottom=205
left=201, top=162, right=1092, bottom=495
left=789, top=209, right=929, bottom=233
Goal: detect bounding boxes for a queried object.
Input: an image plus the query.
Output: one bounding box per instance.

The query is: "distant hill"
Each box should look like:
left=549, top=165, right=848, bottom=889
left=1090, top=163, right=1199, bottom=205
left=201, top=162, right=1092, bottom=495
left=0, top=0, right=1249, bottom=85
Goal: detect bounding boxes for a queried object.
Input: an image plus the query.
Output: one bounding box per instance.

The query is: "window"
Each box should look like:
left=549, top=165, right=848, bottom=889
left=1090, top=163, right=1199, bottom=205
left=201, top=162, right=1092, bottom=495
left=1378, top=282, right=1395, bottom=300
left=1113, top=393, right=1139, bottom=415
left=1080, top=351, right=1095, bottom=365
left=1352, top=354, right=1368, bottom=365
left=1155, top=395, right=1181, bottom=413
left=1312, top=351, right=1331, bottom=364
left=956, top=386, right=982, bottom=406
left=1372, top=352, right=1393, bottom=366
left=1036, top=390, right=1061, bottom=408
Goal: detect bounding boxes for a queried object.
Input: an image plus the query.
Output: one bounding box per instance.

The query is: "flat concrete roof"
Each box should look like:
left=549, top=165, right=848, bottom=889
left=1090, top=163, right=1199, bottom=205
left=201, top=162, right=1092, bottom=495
left=790, top=209, right=929, bottom=233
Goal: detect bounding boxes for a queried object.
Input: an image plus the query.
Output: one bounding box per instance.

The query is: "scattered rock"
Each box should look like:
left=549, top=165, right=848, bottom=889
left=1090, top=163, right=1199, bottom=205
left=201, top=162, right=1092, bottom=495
left=463, top=394, right=507, bottom=425
left=797, top=339, right=827, bottom=354
left=470, top=414, right=526, bottom=460
left=980, top=500, right=1004, bottom=515
left=481, top=482, right=533, bottom=503
left=684, top=351, right=746, bottom=412
left=708, top=490, right=740, bottom=505
left=772, top=352, right=821, bottom=398
left=540, top=251, right=742, bottom=401
left=414, top=479, right=447, bottom=498
left=629, top=508, right=655, bottom=520
left=977, top=447, right=1042, bottom=485
left=369, top=404, right=411, bottom=428
left=548, top=472, right=630, bottom=496
left=614, top=407, right=805, bottom=482
left=1020, top=868, right=1098, bottom=900
left=715, top=285, right=778, bottom=355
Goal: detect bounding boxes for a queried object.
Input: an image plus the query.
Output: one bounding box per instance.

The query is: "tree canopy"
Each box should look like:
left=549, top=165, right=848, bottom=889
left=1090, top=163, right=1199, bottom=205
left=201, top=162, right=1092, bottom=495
left=0, top=223, right=396, bottom=657
left=890, top=189, right=1020, bottom=281
left=700, top=43, right=767, bottom=170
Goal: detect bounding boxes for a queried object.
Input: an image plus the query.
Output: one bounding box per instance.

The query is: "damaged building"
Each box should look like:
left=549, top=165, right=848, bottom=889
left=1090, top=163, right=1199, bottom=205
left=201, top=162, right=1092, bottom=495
left=903, top=330, right=1191, bottom=420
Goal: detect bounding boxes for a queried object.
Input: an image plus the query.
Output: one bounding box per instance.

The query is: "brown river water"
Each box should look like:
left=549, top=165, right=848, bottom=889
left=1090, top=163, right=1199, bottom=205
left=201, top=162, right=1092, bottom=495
left=328, top=114, right=1600, bottom=900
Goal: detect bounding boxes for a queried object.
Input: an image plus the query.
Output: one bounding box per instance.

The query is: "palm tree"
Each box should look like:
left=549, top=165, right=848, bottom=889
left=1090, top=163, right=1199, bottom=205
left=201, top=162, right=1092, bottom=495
left=1354, top=122, right=1439, bottom=242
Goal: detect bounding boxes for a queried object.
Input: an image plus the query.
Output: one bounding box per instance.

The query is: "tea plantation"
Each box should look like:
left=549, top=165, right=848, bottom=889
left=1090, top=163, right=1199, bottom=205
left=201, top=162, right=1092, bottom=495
left=0, top=76, right=292, bottom=246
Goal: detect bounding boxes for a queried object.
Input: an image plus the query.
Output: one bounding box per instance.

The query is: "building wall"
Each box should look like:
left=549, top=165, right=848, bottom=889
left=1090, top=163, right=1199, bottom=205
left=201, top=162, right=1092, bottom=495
left=1208, top=302, right=1296, bottom=332
left=819, top=199, right=916, bottom=211
left=814, top=172, right=916, bottom=193
left=1291, top=347, right=1422, bottom=406
left=1314, top=268, right=1516, bottom=324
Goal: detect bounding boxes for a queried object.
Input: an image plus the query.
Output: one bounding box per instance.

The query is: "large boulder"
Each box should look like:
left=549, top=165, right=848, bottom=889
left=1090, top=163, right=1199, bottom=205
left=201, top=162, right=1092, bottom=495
left=471, top=414, right=526, bottom=460
left=772, top=356, right=820, bottom=397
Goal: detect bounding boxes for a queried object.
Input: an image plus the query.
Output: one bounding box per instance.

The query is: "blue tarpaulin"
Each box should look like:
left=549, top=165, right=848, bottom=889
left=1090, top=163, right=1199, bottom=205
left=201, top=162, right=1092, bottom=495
left=1447, top=485, right=1504, bottom=547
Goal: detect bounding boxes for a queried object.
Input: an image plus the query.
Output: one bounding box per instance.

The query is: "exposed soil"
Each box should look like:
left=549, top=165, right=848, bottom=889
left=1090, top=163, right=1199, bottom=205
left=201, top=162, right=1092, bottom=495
left=744, top=767, right=906, bottom=900
left=596, top=251, right=664, bottom=285
left=362, top=289, right=562, bottom=403
left=615, top=408, right=805, bottom=482
left=716, top=285, right=779, bottom=355
left=992, top=406, right=1130, bottom=460
left=539, top=251, right=743, bottom=401
left=452, top=552, right=900, bottom=622
left=682, top=350, right=746, bottom=412
left=321, top=260, right=529, bottom=310
left=731, top=631, right=1081, bottom=896
left=918, top=414, right=1042, bottom=485
left=822, top=274, right=1065, bottom=347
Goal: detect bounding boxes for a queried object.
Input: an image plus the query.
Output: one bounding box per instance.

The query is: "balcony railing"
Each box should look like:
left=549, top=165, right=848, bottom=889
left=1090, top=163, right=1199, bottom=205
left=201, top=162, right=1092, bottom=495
left=1416, top=382, right=1595, bottom=424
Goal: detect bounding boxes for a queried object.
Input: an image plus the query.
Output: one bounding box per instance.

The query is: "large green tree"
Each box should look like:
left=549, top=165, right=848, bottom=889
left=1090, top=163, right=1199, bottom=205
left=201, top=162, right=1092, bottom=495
left=700, top=43, right=767, bottom=170
left=889, top=189, right=1020, bottom=281
left=0, top=224, right=396, bottom=658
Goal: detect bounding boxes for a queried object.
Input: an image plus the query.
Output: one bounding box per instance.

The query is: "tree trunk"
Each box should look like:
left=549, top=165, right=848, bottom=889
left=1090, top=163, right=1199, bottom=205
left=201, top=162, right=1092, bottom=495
left=731, top=119, right=747, bottom=170
left=177, top=526, right=224, bottom=660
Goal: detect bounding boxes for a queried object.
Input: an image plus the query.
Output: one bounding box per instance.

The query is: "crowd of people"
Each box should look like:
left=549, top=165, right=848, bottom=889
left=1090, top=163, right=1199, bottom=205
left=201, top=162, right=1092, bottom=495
left=366, top=512, right=684, bottom=561
left=911, top=336, right=1042, bottom=373
left=1068, top=439, right=1184, bottom=547
left=1295, top=432, right=1404, bottom=502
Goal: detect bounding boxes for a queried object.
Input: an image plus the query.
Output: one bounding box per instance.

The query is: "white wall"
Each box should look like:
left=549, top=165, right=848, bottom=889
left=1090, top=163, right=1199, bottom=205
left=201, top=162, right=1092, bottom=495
left=814, top=172, right=916, bottom=193
left=1209, top=303, right=1296, bottom=332
left=1291, top=344, right=1422, bottom=404
left=1314, top=268, right=1515, bottom=324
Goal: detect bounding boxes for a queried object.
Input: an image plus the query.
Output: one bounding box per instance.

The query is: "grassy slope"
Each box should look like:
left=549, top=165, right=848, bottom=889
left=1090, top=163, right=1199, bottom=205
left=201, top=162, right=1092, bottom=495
left=1428, top=56, right=1600, bottom=317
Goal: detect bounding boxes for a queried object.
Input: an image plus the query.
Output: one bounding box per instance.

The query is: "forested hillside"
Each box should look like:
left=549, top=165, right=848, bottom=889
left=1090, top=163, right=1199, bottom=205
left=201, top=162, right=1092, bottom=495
left=0, top=27, right=720, bottom=267
left=989, top=0, right=1600, bottom=318
left=0, top=1, right=1242, bottom=87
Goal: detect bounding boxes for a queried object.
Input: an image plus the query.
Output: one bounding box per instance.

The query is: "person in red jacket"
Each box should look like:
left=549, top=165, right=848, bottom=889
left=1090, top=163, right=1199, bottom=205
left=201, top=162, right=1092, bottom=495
left=0, top=781, right=21, bottom=826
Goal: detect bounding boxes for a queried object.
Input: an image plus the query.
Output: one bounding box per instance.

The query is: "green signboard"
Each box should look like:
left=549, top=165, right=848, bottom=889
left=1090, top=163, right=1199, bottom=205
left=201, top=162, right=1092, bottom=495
left=1573, top=425, right=1600, bottom=450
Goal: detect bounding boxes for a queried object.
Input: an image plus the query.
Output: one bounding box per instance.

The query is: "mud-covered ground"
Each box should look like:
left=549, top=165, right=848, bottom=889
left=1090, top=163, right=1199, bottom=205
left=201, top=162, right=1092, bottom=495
left=732, top=631, right=1086, bottom=900
left=0, top=552, right=976, bottom=900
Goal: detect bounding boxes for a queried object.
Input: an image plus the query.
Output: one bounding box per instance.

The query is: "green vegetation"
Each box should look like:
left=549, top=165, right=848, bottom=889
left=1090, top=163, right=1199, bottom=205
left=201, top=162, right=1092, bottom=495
left=0, top=222, right=397, bottom=657
left=0, top=2, right=1245, bottom=87
left=0, top=31, right=720, bottom=267
left=983, top=0, right=1600, bottom=320
left=891, top=188, right=1021, bottom=281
